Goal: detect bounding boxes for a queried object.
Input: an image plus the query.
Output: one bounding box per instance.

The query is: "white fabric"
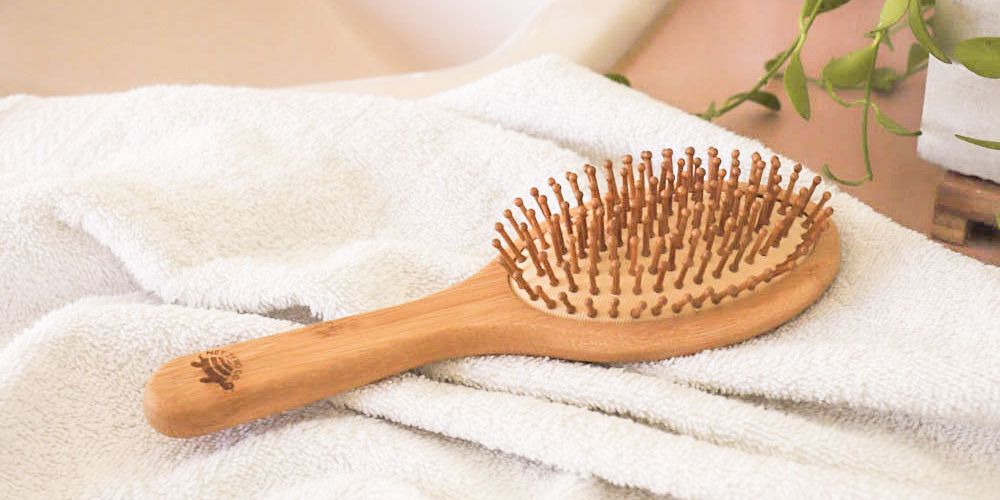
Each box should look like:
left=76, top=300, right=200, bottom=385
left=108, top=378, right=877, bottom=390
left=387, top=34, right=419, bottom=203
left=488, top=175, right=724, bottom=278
left=917, top=0, right=1000, bottom=182
left=1, top=56, right=998, bottom=499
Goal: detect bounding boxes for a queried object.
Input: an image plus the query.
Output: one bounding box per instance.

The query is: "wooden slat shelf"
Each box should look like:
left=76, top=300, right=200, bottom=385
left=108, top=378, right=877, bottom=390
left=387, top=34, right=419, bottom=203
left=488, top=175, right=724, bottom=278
left=932, top=172, right=1000, bottom=247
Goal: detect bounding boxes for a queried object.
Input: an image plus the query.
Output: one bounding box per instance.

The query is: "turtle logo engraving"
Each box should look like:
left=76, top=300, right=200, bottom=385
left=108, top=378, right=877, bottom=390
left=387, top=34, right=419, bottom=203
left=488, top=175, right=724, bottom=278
left=191, top=350, right=242, bottom=391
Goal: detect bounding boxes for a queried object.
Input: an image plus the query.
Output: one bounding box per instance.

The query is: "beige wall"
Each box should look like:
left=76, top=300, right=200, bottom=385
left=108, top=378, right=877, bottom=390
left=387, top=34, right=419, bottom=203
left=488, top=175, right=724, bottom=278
left=0, top=0, right=540, bottom=96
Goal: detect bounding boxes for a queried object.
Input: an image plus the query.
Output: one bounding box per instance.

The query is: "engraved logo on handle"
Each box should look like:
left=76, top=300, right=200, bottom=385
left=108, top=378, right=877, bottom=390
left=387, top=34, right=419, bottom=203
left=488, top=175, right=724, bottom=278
left=191, top=350, right=242, bottom=391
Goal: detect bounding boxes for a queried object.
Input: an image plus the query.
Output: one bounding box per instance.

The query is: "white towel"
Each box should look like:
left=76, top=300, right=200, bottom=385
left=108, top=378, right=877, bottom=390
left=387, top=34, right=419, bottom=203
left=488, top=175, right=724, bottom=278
left=1, top=56, right=998, bottom=499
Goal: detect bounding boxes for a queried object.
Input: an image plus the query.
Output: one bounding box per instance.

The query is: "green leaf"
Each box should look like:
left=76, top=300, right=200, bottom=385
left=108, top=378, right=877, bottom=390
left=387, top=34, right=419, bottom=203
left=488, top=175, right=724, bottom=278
left=822, top=0, right=853, bottom=12
left=801, top=0, right=852, bottom=20
left=784, top=51, right=811, bottom=119
left=764, top=50, right=786, bottom=72
left=907, top=0, right=950, bottom=63
left=876, top=0, right=908, bottom=30
left=907, top=43, right=929, bottom=73
left=873, top=105, right=920, bottom=135
left=871, top=67, right=900, bottom=92
left=817, top=0, right=852, bottom=14
left=953, top=37, right=1000, bottom=78
left=822, top=45, right=877, bottom=87
left=955, top=134, right=1000, bottom=150
left=801, top=0, right=816, bottom=20
left=697, top=101, right=718, bottom=120
left=743, top=91, right=782, bottom=112
left=604, top=73, right=631, bottom=87
left=882, top=32, right=895, bottom=51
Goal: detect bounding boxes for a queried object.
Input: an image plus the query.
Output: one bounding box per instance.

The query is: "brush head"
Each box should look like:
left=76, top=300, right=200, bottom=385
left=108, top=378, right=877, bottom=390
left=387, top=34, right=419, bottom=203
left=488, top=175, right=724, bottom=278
left=494, top=148, right=834, bottom=322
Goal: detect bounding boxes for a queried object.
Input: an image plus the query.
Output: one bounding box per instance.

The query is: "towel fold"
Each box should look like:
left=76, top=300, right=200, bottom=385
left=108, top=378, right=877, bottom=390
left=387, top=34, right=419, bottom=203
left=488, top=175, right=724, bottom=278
left=1, top=56, right=998, bottom=499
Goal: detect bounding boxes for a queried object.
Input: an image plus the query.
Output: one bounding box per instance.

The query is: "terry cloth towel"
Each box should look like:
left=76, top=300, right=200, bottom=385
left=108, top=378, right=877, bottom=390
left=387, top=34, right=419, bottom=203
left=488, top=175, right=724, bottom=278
left=2, top=56, right=999, bottom=499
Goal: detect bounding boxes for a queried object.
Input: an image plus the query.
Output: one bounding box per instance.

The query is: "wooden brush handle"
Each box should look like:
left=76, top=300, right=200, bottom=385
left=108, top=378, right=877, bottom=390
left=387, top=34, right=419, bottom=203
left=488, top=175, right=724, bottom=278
left=144, top=292, right=485, bottom=437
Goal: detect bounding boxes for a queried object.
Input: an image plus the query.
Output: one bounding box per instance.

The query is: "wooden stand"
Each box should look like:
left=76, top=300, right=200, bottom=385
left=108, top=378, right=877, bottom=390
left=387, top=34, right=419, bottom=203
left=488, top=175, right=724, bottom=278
left=931, top=171, right=1000, bottom=245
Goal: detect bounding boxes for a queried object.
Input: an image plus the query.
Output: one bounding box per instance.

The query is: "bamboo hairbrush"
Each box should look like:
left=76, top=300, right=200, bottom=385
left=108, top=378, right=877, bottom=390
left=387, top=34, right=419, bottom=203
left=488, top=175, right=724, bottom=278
left=145, top=147, right=839, bottom=437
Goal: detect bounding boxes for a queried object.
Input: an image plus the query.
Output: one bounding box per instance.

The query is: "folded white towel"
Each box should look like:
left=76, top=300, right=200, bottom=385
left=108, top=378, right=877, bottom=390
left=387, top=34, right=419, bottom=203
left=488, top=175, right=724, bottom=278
left=1, top=56, right=998, bottom=499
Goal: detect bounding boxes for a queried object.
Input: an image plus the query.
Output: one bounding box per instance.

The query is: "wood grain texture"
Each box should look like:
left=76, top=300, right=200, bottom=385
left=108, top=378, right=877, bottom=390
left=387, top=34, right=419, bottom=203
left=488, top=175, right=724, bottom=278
left=931, top=172, right=1000, bottom=245
left=935, top=171, right=1000, bottom=226
left=144, top=219, right=839, bottom=438
left=931, top=209, right=970, bottom=244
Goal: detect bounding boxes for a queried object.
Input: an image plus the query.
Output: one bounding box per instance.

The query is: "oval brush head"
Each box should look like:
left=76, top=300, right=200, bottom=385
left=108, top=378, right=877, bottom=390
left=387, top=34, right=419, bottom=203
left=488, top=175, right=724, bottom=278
left=144, top=147, right=839, bottom=437
left=497, top=148, right=834, bottom=321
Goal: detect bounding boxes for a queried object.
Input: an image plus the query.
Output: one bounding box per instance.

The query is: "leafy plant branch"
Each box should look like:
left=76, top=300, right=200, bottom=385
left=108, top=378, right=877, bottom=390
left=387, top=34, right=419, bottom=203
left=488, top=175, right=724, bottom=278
left=691, top=0, right=1000, bottom=186
left=823, top=31, right=884, bottom=185
left=698, top=0, right=825, bottom=120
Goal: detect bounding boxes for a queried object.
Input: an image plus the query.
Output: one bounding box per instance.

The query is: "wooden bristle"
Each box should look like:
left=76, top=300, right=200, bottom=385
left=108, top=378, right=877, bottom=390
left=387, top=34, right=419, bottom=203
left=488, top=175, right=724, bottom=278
left=567, top=233, right=580, bottom=272
left=526, top=209, right=548, bottom=249
left=595, top=206, right=607, bottom=251
left=558, top=292, right=576, bottom=314
left=718, top=218, right=735, bottom=256
left=539, top=251, right=558, bottom=287
left=562, top=262, right=579, bottom=292
left=660, top=149, right=673, bottom=189
left=803, top=192, right=831, bottom=228
left=651, top=296, right=668, bottom=316
left=606, top=235, right=620, bottom=262
left=560, top=200, right=574, bottom=237
left=627, top=236, right=639, bottom=276
left=588, top=266, right=600, bottom=295
left=535, top=286, right=557, bottom=309
left=584, top=164, right=602, bottom=207
left=630, top=301, right=647, bottom=319
left=496, top=222, right=525, bottom=263
left=693, top=246, right=712, bottom=285
left=672, top=293, right=692, bottom=314
left=684, top=147, right=695, bottom=188
left=691, top=202, right=705, bottom=232
left=804, top=176, right=822, bottom=207
left=611, top=260, right=622, bottom=295
left=649, top=237, right=665, bottom=276
left=514, top=198, right=531, bottom=236
left=603, top=160, right=619, bottom=206
left=549, top=214, right=565, bottom=264
left=493, top=239, right=517, bottom=272
left=619, top=167, right=631, bottom=215
left=504, top=209, right=527, bottom=241
left=692, top=287, right=712, bottom=309
left=654, top=261, right=668, bottom=293
left=729, top=233, right=752, bottom=273
left=501, top=147, right=832, bottom=320
left=512, top=269, right=533, bottom=296
left=521, top=223, right=544, bottom=276
left=674, top=228, right=700, bottom=289
left=566, top=172, right=585, bottom=207
left=588, top=221, right=601, bottom=264
left=746, top=228, right=769, bottom=265
left=779, top=164, right=802, bottom=214
left=549, top=177, right=566, bottom=206
left=636, top=164, right=647, bottom=208
left=712, top=244, right=732, bottom=280
left=632, top=263, right=645, bottom=295
left=530, top=188, right=550, bottom=222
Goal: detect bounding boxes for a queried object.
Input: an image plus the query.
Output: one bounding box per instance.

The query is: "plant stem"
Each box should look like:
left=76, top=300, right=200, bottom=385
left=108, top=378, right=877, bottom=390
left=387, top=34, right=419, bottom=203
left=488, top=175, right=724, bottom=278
left=824, top=32, right=884, bottom=186
left=709, top=0, right=823, bottom=120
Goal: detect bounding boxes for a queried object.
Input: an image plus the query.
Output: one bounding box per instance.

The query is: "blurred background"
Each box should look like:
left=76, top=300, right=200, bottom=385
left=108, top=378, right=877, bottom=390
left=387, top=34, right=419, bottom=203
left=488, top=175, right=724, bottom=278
left=2, top=0, right=996, bottom=263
